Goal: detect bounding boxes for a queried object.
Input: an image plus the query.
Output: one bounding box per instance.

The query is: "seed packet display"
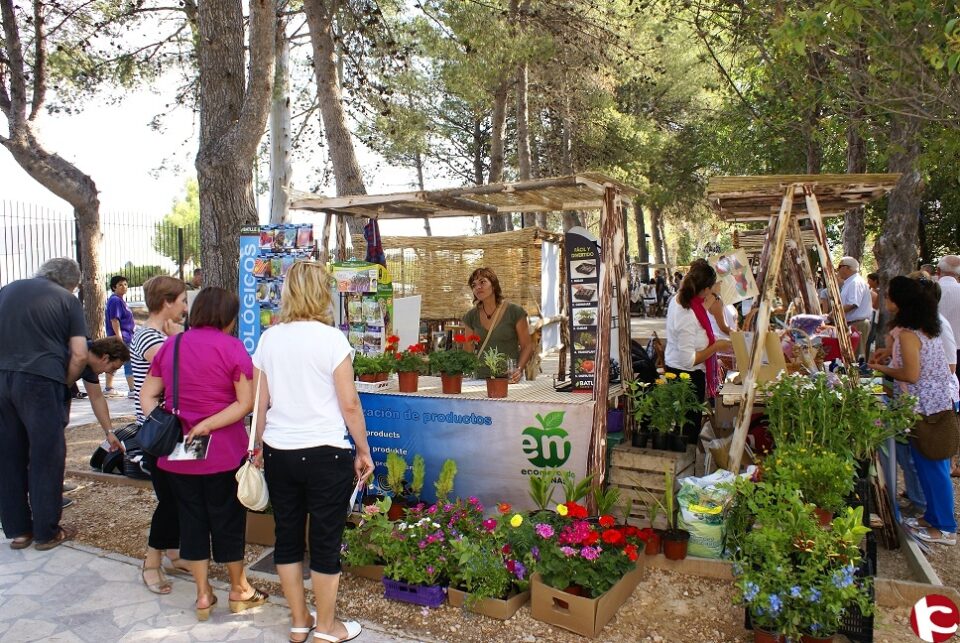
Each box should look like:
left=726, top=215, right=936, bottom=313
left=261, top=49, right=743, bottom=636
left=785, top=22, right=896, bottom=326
left=363, top=298, right=382, bottom=325
left=254, top=256, right=272, bottom=278
left=363, top=325, right=384, bottom=353
left=347, top=297, right=363, bottom=321
left=348, top=324, right=365, bottom=350
left=297, top=224, right=313, bottom=249
left=256, top=280, right=272, bottom=304
left=259, top=226, right=276, bottom=250
left=281, top=225, right=297, bottom=250
left=269, top=255, right=282, bottom=278
left=280, top=255, right=296, bottom=277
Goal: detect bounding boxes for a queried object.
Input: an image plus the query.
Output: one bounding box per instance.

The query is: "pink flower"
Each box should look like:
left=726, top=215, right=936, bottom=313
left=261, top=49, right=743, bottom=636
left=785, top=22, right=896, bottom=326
left=482, top=519, right=497, bottom=532
left=363, top=504, right=380, bottom=515
left=535, top=523, right=555, bottom=539
left=560, top=546, right=577, bottom=557
left=580, top=546, right=601, bottom=561
left=427, top=505, right=437, bottom=514
left=468, top=496, right=480, bottom=505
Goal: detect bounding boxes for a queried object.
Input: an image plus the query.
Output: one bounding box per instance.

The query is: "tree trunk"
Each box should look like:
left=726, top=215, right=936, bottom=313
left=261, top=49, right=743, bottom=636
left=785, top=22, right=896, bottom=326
left=269, top=13, right=292, bottom=225
left=487, top=79, right=510, bottom=233
left=634, top=200, right=649, bottom=281
left=516, top=63, right=536, bottom=228
left=0, top=0, right=104, bottom=336
left=195, top=0, right=276, bottom=291
left=842, top=119, right=867, bottom=261
left=303, top=0, right=364, bottom=234
left=873, top=115, right=923, bottom=341
left=414, top=151, right=432, bottom=236
left=650, top=205, right=665, bottom=265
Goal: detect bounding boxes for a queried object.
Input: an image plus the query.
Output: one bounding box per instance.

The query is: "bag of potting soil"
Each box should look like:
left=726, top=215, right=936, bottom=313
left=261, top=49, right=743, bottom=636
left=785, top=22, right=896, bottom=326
left=676, top=470, right=736, bottom=559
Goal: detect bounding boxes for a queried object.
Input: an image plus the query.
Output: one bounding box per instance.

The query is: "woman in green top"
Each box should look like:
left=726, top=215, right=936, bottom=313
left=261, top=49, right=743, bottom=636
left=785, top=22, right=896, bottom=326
left=462, top=267, right=532, bottom=383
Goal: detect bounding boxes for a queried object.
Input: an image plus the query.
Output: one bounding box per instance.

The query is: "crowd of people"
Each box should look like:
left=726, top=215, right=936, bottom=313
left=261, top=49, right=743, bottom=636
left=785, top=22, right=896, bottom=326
left=0, top=258, right=372, bottom=643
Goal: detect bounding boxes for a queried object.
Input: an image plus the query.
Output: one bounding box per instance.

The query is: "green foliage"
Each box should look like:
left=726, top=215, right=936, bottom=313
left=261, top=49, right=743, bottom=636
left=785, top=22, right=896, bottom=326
left=766, top=444, right=856, bottom=514
left=434, top=459, right=457, bottom=500
left=342, top=497, right=394, bottom=567
left=393, top=344, right=428, bottom=373
left=628, top=373, right=706, bottom=434
left=428, top=346, right=478, bottom=376
left=117, top=264, right=167, bottom=287
left=410, top=455, right=426, bottom=497
left=528, top=470, right=557, bottom=512
left=592, top=485, right=622, bottom=518
left=385, top=452, right=408, bottom=497
left=353, top=352, right=395, bottom=376
left=153, top=179, right=201, bottom=267
left=560, top=471, right=594, bottom=504
left=480, top=347, right=509, bottom=379
left=449, top=537, right=514, bottom=604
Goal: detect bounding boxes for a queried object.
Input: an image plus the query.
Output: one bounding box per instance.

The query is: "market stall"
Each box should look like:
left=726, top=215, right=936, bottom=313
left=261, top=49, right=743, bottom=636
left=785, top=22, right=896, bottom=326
left=290, top=173, right=640, bottom=510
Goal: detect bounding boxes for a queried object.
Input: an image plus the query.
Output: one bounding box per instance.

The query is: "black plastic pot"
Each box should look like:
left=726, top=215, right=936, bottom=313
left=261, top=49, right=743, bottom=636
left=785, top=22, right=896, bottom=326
left=651, top=432, right=670, bottom=450
left=632, top=431, right=651, bottom=448
left=669, top=432, right=687, bottom=452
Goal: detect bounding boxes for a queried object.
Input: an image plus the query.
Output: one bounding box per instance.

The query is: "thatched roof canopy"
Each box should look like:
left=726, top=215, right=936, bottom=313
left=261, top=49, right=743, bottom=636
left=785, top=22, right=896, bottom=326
left=290, top=173, right=641, bottom=219
left=707, top=174, right=901, bottom=221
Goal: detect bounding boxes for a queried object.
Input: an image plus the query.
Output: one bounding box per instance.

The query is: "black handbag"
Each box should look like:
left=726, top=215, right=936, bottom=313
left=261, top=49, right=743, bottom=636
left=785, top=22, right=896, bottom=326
left=137, top=334, right=184, bottom=457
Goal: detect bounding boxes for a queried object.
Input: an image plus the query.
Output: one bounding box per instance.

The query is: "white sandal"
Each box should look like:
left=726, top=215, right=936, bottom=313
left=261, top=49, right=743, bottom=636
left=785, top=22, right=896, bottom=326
left=314, top=620, right=361, bottom=643
left=289, top=611, right=316, bottom=643
left=913, top=527, right=957, bottom=546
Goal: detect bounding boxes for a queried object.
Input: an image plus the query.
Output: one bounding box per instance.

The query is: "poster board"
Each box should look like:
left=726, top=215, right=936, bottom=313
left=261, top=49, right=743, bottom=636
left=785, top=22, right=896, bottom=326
left=730, top=330, right=786, bottom=384
left=332, top=259, right=394, bottom=355
left=565, top=227, right=600, bottom=390
left=708, top=250, right=758, bottom=305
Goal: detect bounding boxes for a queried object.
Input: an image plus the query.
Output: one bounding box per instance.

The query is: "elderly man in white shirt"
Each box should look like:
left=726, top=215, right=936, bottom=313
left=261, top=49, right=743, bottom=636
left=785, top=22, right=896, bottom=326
left=836, top=256, right=872, bottom=361
left=936, top=256, right=960, bottom=363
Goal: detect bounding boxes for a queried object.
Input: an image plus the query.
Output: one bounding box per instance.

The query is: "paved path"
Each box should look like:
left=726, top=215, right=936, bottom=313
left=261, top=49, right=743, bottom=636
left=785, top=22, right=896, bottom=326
left=0, top=532, right=419, bottom=643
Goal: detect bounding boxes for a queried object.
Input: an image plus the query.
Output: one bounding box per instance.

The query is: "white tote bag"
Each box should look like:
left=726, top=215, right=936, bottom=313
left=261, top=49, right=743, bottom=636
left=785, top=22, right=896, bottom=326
left=236, top=371, right=269, bottom=511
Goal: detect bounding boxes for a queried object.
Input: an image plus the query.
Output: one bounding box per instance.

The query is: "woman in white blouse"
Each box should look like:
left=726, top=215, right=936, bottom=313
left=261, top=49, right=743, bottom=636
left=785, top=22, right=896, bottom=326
left=664, top=259, right=732, bottom=443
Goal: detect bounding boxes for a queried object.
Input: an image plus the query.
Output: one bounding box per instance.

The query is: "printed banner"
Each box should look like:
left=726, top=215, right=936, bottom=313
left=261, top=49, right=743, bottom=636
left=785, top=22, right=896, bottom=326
left=238, top=227, right=262, bottom=354
left=566, top=227, right=600, bottom=389
left=359, top=393, right=593, bottom=511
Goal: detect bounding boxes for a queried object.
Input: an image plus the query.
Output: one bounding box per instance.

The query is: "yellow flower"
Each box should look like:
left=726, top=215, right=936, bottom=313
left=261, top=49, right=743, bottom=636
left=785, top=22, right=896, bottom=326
left=664, top=372, right=677, bottom=380
left=679, top=373, right=691, bottom=380
left=510, top=514, right=524, bottom=527
left=655, top=378, right=666, bottom=386
left=556, top=504, right=569, bottom=516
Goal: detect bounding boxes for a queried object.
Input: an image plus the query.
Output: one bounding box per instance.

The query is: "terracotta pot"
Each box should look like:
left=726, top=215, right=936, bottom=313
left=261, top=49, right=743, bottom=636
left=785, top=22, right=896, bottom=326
left=397, top=371, right=419, bottom=393
left=662, top=529, right=690, bottom=560
left=441, top=373, right=463, bottom=394
left=387, top=497, right=407, bottom=521
left=813, top=507, right=833, bottom=527
left=799, top=634, right=834, bottom=642
left=562, top=584, right=585, bottom=597
left=358, top=373, right=383, bottom=383
left=644, top=530, right=662, bottom=555
left=753, top=628, right=785, bottom=643
left=486, top=377, right=508, bottom=398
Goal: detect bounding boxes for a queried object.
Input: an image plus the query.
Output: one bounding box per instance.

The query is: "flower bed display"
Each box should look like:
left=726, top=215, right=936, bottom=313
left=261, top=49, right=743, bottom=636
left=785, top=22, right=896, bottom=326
left=447, top=587, right=530, bottom=620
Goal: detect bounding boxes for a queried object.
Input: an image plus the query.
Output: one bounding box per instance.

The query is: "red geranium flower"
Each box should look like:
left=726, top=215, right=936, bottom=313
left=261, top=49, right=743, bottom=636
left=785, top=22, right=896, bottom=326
left=623, top=526, right=639, bottom=537
left=601, top=529, right=624, bottom=546
left=637, top=527, right=655, bottom=542
left=467, top=334, right=481, bottom=343
left=502, top=543, right=512, bottom=555
left=453, top=334, right=466, bottom=343
left=497, top=502, right=512, bottom=514
left=624, top=544, right=639, bottom=561
left=387, top=335, right=400, bottom=344
left=565, top=502, right=589, bottom=520
left=583, top=530, right=599, bottom=546
left=598, top=515, right=615, bottom=528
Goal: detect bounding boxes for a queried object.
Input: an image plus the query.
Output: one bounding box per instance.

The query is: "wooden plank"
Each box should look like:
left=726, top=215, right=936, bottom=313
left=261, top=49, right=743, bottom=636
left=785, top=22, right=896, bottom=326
left=610, top=445, right=695, bottom=473
left=610, top=461, right=695, bottom=491
left=728, top=186, right=793, bottom=473
left=790, top=217, right=822, bottom=314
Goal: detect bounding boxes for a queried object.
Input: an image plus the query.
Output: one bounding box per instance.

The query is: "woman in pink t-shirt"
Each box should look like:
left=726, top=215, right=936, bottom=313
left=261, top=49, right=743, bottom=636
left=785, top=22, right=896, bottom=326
left=141, top=287, right=266, bottom=620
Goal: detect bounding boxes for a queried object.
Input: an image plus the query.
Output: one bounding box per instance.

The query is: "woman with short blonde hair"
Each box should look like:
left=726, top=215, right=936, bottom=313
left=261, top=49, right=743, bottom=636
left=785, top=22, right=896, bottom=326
left=253, top=260, right=373, bottom=643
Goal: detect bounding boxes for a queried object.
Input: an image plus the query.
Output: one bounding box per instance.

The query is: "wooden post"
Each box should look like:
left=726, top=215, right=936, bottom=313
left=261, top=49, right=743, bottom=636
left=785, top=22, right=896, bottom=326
left=727, top=186, right=794, bottom=474
left=335, top=215, right=349, bottom=261
left=790, top=218, right=822, bottom=315
left=615, top=196, right=635, bottom=409
left=747, top=212, right=779, bottom=329
left=320, top=212, right=332, bottom=263
left=586, top=186, right=621, bottom=511
left=558, top=241, right=569, bottom=380
left=805, top=186, right=857, bottom=369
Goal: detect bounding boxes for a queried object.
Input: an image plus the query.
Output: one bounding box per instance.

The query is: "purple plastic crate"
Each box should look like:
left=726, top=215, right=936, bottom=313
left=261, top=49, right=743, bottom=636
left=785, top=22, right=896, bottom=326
left=382, top=578, right=446, bottom=608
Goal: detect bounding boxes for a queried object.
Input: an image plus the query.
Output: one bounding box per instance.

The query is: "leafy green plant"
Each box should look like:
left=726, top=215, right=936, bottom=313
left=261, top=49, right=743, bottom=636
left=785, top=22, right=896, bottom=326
left=449, top=537, right=515, bottom=605
left=618, top=496, right=635, bottom=527
left=410, top=454, right=426, bottom=498
left=434, top=458, right=457, bottom=500
left=341, top=497, right=394, bottom=567
left=560, top=471, right=594, bottom=504
left=528, top=470, right=557, bottom=512
left=629, top=373, right=706, bottom=434
left=592, top=485, right=621, bottom=517
left=480, top=346, right=509, bottom=378
left=353, top=352, right=395, bottom=376
left=766, top=444, right=856, bottom=513
left=428, top=343, right=479, bottom=376
left=385, top=452, right=408, bottom=498
left=393, top=344, right=428, bottom=373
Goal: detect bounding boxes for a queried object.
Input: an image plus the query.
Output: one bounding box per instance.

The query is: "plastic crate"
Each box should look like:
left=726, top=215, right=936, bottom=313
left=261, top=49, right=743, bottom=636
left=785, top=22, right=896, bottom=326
left=383, top=578, right=446, bottom=608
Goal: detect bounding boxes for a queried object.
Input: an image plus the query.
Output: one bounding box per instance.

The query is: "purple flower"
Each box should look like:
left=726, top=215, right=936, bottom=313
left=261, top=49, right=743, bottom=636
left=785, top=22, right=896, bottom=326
left=468, top=496, right=480, bottom=505
left=443, top=503, right=454, bottom=512
left=418, top=540, right=427, bottom=550
left=580, top=546, right=600, bottom=561
left=426, top=565, right=435, bottom=576
left=560, top=546, right=577, bottom=557
left=427, top=505, right=437, bottom=514
left=531, top=546, right=540, bottom=561
left=513, top=560, right=527, bottom=580
left=535, top=523, right=555, bottom=539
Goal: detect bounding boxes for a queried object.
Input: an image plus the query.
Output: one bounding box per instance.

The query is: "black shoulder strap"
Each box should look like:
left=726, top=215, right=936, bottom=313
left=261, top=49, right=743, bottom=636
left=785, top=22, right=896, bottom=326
left=171, top=333, right=182, bottom=413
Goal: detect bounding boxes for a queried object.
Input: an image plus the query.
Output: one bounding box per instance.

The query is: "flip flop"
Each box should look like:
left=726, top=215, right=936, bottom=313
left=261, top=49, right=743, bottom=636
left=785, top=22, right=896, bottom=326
left=229, top=587, right=268, bottom=613
left=289, top=612, right=316, bottom=643
left=913, top=527, right=957, bottom=546
left=314, top=621, right=361, bottom=643
left=9, top=534, right=33, bottom=550
left=35, top=525, right=76, bottom=551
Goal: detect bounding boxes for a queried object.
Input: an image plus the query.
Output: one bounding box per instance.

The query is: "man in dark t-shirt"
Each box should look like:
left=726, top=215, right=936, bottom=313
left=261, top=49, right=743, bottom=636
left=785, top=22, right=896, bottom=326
left=69, top=337, right=130, bottom=452
left=0, top=258, right=88, bottom=551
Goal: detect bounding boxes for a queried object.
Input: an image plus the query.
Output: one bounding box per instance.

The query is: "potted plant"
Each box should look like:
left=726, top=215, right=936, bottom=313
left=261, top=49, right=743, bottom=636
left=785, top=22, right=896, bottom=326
left=428, top=334, right=479, bottom=393
left=447, top=523, right=532, bottom=619
left=560, top=471, right=594, bottom=505
left=633, top=374, right=706, bottom=451
left=765, top=443, right=856, bottom=525
left=385, top=452, right=409, bottom=521
left=393, top=342, right=427, bottom=393
left=434, top=458, right=457, bottom=501
left=409, top=454, right=425, bottom=504
left=592, top=485, right=621, bottom=521
left=625, top=380, right=652, bottom=448
left=480, top=347, right=510, bottom=398
left=353, top=351, right=394, bottom=382
left=342, top=497, right=394, bottom=581
left=657, top=469, right=690, bottom=560
left=528, top=470, right=557, bottom=516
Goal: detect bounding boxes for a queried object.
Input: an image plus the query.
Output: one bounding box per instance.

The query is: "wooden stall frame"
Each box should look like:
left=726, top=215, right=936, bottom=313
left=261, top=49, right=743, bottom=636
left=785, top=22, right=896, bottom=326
left=290, top=174, right=640, bottom=508
left=707, top=175, right=900, bottom=473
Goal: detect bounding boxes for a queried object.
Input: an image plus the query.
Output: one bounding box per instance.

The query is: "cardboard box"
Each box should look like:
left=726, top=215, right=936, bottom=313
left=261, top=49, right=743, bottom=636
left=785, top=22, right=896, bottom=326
left=530, top=565, right=645, bottom=638
left=245, top=511, right=275, bottom=546
left=343, top=564, right=385, bottom=582
left=447, top=587, right=530, bottom=620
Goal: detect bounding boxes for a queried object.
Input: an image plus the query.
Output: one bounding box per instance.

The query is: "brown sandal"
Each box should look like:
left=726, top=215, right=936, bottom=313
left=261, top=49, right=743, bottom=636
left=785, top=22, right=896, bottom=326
left=9, top=534, right=33, bottom=550
left=141, top=565, right=172, bottom=595
left=229, top=587, right=268, bottom=613
left=196, top=593, right=217, bottom=621
left=35, top=525, right=75, bottom=551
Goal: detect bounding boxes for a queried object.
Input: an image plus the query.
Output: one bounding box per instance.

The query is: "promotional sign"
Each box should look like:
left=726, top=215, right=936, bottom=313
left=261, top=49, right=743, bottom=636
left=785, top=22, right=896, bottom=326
left=333, top=259, right=394, bottom=355
left=238, top=224, right=314, bottom=355
left=708, top=249, right=758, bottom=305
left=565, top=227, right=600, bottom=389
left=358, top=393, right=593, bottom=510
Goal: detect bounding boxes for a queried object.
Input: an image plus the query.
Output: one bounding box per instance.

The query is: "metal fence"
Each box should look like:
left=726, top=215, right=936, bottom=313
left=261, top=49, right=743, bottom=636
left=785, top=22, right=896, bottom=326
left=0, top=201, right=200, bottom=304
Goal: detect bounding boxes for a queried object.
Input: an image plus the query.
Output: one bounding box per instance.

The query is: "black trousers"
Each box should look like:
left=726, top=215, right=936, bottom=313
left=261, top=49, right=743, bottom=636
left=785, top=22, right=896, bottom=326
left=264, top=444, right=354, bottom=574
left=167, top=468, right=246, bottom=563
left=664, top=366, right=707, bottom=442
left=145, top=455, right=181, bottom=551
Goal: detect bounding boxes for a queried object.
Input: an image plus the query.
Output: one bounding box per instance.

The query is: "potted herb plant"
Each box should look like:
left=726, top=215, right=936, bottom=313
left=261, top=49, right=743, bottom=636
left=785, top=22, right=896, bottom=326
left=480, top=347, right=510, bottom=398
left=434, top=458, right=457, bottom=501
left=656, top=468, right=690, bottom=560
left=342, top=497, right=394, bottom=581
left=428, top=334, right=479, bottom=394
left=353, top=351, right=394, bottom=382
left=625, top=380, right=652, bottom=448
left=385, top=452, right=409, bottom=521
left=634, top=373, right=705, bottom=451
left=393, top=342, right=427, bottom=393
left=409, top=454, right=425, bottom=504
left=448, top=527, right=531, bottom=619
left=527, top=470, right=557, bottom=517
left=765, top=443, right=856, bottom=526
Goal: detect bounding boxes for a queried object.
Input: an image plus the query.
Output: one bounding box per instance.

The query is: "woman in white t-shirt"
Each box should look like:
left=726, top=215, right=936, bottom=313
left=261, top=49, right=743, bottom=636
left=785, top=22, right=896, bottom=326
left=252, top=261, right=373, bottom=643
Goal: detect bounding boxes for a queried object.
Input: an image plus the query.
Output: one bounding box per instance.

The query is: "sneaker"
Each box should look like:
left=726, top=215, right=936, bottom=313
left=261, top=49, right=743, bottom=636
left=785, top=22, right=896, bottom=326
left=62, top=497, right=74, bottom=509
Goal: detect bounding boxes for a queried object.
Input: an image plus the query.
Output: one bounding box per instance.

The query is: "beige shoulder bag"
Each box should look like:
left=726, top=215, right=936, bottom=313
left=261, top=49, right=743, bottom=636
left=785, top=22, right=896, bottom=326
left=236, top=371, right=269, bottom=511
left=476, top=302, right=507, bottom=356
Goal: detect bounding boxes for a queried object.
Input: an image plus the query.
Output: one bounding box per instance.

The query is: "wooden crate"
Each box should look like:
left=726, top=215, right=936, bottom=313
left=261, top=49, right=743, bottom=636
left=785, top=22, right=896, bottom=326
left=608, top=444, right=695, bottom=527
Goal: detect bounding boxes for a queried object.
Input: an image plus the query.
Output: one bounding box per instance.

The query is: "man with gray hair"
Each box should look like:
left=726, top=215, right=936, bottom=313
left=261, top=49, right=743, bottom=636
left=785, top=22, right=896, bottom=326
left=835, top=256, right=872, bottom=362
left=0, top=258, right=88, bottom=551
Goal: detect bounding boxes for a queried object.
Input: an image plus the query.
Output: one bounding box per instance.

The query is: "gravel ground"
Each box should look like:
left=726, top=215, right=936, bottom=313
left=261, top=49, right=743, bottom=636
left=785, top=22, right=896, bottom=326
left=61, top=422, right=937, bottom=642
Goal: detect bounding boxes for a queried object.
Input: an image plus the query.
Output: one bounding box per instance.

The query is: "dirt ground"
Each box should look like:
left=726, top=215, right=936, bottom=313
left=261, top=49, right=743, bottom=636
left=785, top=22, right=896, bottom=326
left=62, top=421, right=939, bottom=642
